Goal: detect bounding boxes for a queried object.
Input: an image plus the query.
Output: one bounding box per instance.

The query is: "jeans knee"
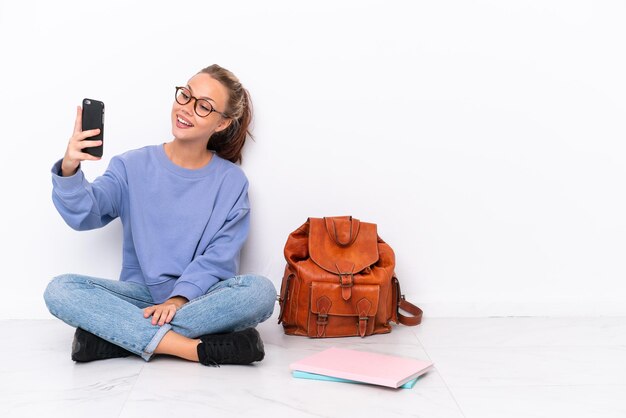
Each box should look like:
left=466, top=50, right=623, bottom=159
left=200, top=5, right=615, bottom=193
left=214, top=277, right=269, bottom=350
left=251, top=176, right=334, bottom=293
left=43, top=274, right=64, bottom=304
left=247, top=275, right=277, bottom=318
left=43, top=274, right=85, bottom=312
left=242, top=273, right=273, bottom=295
left=260, top=276, right=277, bottom=309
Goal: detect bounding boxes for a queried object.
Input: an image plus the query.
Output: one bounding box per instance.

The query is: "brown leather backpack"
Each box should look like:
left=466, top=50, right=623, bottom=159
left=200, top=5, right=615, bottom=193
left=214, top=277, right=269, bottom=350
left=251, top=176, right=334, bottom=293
left=278, top=216, right=422, bottom=338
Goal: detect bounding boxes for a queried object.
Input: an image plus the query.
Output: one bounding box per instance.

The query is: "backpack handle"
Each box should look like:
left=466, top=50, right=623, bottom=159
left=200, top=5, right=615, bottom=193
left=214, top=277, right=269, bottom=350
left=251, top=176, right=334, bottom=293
left=324, top=216, right=360, bottom=247
left=393, top=276, right=423, bottom=326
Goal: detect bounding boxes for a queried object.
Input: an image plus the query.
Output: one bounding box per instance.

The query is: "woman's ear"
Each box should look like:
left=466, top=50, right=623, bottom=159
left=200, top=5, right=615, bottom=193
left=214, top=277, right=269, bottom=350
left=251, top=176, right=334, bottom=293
left=215, top=118, right=233, bottom=133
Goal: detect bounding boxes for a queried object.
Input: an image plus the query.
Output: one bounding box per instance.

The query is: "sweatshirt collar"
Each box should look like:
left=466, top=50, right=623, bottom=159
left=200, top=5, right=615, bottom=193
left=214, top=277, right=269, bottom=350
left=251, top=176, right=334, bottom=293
left=155, top=143, right=221, bottom=178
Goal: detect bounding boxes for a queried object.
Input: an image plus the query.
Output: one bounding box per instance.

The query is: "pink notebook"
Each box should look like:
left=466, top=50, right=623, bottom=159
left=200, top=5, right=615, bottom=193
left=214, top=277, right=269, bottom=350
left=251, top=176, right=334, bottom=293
left=289, top=347, right=434, bottom=388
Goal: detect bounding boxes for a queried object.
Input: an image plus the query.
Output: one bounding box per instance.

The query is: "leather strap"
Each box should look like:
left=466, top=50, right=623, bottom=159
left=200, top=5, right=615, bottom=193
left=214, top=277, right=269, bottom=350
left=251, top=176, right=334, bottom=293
left=398, top=297, right=423, bottom=326
left=338, top=271, right=353, bottom=301
left=277, top=273, right=294, bottom=324
left=356, top=298, right=372, bottom=337
left=316, top=296, right=332, bottom=337
left=393, top=276, right=423, bottom=326
left=325, top=216, right=360, bottom=247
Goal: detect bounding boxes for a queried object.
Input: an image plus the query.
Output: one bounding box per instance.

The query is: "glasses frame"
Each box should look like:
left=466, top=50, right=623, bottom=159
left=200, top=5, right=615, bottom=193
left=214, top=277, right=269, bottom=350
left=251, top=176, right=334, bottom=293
left=174, top=86, right=228, bottom=118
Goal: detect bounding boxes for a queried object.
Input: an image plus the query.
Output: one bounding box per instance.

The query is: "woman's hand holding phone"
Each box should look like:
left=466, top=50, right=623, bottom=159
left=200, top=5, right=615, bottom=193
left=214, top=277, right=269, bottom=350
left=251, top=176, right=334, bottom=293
left=61, top=106, right=103, bottom=177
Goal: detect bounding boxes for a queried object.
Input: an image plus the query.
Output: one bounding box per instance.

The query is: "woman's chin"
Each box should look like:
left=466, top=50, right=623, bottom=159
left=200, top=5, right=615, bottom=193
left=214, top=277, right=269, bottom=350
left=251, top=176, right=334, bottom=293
left=171, top=133, right=207, bottom=145
left=172, top=127, right=193, bottom=140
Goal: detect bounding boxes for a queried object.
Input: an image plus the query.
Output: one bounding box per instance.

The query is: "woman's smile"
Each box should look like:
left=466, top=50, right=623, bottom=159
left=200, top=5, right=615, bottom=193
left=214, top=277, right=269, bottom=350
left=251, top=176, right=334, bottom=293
left=176, top=114, right=194, bottom=128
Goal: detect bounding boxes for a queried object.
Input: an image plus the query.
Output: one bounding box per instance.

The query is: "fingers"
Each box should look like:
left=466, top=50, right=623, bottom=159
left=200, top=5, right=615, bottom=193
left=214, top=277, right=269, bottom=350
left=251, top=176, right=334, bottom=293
left=160, top=306, right=177, bottom=325
left=79, top=138, right=103, bottom=149
left=165, top=308, right=176, bottom=324
left=78, top=152, right=103, bottom=162
left=144, top=304, right=177, bottom=326
left=73, top=106, right=82, bottom=134
left=143, top=306, right=155, bottom=318
left=72, top=105, right=100, bottom=139
left=153, top=310, right=163, bottom=325
left=150, top=306, right=162, bottom=325
left=62, top=107, right=102, bottom=175
left=65, top=129, right=101, bottom=154
left=78, top=129, right=101, bottom=140
left=64, top=134, right=102, bottom=166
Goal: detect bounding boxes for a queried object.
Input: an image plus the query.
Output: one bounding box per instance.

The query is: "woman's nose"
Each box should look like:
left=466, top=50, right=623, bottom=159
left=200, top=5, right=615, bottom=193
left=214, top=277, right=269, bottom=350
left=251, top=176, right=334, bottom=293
left=181, top=102, right=195, bottom=116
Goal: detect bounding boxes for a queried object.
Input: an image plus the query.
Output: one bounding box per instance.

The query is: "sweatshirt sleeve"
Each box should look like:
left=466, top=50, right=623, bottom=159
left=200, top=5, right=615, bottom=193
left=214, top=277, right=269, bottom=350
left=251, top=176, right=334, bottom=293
left=51, top=158, right=126, bottom=231
left=168, top=178, right=250, bottom=302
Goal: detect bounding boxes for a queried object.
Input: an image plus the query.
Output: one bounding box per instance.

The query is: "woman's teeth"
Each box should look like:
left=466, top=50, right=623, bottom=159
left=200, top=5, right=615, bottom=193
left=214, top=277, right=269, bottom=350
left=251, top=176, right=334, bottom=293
left=177, top=116, right=193, bottom=127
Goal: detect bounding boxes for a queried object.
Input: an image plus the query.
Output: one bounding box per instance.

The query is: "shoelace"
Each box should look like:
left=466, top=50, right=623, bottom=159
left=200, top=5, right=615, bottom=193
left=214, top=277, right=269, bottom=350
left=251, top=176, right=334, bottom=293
left=202, top=341, right=237, bottom=367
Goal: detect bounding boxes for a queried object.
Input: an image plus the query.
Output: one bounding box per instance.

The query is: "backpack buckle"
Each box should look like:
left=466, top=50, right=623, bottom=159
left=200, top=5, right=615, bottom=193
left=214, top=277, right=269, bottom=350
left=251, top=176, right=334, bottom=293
left=339, top=272, right=354, bottom=288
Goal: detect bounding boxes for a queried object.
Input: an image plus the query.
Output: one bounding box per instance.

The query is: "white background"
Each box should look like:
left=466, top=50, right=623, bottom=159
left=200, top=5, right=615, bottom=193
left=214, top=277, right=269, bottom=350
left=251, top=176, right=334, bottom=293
left=0, top=0, right=624, bottom=319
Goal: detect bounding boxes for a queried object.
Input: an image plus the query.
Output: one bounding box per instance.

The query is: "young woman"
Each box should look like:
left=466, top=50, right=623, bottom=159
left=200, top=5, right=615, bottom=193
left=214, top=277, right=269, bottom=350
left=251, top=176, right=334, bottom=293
left=44, top=64, right=276, bottom=366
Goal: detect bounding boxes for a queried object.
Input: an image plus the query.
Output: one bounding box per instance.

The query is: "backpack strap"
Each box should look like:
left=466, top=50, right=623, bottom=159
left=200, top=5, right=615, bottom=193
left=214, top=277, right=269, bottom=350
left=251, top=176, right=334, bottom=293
left=393, top=276, right=423, bottom=326
left=277, top=272, right=294, bottom=325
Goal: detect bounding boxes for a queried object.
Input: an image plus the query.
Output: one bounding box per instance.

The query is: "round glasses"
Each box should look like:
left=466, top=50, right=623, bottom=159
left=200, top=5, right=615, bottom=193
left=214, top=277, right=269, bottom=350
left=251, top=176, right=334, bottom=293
left=175, top=86, right=228, bottom=118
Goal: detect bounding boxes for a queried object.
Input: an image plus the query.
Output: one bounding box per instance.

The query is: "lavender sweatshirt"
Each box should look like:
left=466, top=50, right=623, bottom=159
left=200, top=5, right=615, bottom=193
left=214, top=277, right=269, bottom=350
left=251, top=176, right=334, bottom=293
left=51, top=144, right=250, bottom=303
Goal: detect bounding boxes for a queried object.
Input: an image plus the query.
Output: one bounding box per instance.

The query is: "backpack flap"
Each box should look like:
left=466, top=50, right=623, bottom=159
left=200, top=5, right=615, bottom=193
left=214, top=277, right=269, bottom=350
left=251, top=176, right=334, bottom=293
left=309, top=281, right=380, bottom=337
left=308, top=217, right=379, bottom=279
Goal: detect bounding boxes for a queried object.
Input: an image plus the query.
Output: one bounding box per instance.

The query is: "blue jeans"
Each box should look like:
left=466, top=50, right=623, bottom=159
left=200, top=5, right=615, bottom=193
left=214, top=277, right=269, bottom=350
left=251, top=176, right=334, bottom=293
left=43, top=273, right=276, bottom=361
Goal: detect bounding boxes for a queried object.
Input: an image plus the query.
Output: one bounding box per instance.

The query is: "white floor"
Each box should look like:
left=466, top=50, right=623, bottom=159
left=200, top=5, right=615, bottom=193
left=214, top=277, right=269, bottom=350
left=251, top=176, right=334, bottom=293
left=1, top=311, right=625, bottom=418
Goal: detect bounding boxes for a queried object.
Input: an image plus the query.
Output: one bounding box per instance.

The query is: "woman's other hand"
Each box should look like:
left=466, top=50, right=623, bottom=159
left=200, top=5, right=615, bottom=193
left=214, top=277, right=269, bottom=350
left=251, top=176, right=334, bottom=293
left=60, top=106, right=102, bottom=176
left=143, top=296, right=188, bottom=326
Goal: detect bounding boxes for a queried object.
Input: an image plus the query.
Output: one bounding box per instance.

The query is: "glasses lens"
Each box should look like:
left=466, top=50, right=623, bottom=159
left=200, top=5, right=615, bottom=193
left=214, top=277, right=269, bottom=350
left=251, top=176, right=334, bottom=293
left=176, top=87, right=191, bottom=105
left=195, top=99, right=213, bottom=117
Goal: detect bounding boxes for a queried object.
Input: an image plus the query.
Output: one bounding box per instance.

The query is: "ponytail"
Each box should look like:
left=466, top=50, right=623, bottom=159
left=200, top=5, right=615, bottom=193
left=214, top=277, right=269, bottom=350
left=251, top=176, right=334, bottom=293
left=199, top=65, right=253, bottom=164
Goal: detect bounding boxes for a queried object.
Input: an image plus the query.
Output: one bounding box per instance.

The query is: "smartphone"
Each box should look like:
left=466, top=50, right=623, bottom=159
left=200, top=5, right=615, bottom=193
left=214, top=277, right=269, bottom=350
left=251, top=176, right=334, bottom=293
left=81, top=98, right=105, bottom=157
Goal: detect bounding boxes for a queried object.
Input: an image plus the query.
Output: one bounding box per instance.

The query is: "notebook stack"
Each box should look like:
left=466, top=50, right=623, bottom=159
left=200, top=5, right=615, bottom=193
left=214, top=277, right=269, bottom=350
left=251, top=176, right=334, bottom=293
left=289, top=347, right=434, bottom=389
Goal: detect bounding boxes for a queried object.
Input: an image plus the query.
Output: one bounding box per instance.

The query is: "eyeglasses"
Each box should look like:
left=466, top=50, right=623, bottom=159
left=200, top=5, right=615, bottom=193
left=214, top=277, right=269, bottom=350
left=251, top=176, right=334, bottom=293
left=174, top=86, right=228, bottom=118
